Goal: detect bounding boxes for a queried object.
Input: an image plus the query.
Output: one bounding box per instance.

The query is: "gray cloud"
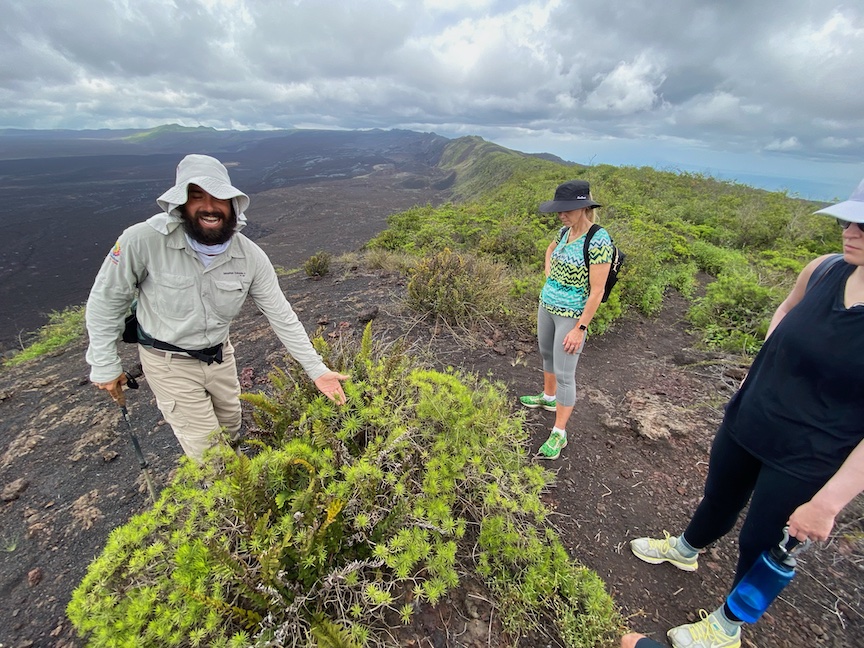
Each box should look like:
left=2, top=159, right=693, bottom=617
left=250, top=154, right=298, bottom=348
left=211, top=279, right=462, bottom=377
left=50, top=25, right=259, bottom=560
left=2, top=0, right=863, bottom=197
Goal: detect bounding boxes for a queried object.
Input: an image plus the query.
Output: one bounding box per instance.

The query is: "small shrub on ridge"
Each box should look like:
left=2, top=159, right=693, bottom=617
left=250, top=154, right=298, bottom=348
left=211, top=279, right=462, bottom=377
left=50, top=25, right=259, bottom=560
left=304, top=251, right=331, bottom=278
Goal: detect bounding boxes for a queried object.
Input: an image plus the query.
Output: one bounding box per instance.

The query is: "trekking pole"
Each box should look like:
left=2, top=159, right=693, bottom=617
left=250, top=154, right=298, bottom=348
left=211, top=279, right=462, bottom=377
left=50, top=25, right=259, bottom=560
left=105, top=372, right=158, bottom=503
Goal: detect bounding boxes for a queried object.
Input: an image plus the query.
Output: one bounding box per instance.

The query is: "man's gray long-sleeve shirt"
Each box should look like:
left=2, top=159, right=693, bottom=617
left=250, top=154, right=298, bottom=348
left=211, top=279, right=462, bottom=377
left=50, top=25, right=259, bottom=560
left=85, top=212, right=328, bottom=384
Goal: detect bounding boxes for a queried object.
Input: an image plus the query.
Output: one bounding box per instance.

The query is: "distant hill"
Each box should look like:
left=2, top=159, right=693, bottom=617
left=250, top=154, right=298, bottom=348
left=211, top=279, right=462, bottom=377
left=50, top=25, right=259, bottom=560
left=0, top=124, right=291, bottom=159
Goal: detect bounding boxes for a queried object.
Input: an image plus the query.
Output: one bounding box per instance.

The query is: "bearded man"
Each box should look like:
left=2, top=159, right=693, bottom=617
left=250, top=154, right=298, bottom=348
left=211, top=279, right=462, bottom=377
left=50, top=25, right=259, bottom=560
left=85, top=154, right=347, bottom=461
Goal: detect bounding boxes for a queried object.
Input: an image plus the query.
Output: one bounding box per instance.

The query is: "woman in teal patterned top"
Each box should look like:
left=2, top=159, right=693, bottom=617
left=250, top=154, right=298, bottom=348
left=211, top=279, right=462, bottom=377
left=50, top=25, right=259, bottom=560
left=520, top=180, right=614, bottom=459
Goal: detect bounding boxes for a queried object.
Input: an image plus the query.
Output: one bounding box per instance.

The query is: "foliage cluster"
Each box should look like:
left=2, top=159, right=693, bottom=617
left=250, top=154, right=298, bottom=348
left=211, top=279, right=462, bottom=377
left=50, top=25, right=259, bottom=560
left=273, top=265, right=299, bottom=277
left=405, top=248, right=539, bottom=333
left=68, top=326, right=622, bottom=647
left=304, top=251, right=332, bottom=278
left=368, top=140, right=840, bottom=352
left=3, top=305, right=86, bottom=368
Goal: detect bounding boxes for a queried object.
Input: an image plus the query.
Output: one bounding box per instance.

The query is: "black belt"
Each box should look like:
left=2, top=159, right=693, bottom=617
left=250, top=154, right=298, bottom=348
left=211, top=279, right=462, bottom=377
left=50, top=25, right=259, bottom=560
left=150, top=339, right=224, bottom=365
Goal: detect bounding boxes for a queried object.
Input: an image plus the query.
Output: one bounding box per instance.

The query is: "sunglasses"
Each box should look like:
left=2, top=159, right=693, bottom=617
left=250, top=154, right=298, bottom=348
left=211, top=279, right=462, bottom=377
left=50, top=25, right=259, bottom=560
left=838, top=219, right=864, bottom=232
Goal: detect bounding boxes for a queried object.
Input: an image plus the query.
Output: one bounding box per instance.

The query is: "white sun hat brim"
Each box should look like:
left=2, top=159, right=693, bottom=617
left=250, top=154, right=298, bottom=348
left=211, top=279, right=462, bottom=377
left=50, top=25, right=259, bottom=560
left=814, top=177, right=864, bottom=223
left=156, top=154, right=250, bottom=216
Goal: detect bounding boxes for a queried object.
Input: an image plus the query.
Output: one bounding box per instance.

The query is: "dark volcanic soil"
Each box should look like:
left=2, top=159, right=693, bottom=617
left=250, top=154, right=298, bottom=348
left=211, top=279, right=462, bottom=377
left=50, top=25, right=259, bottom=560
left=1, top=179, right=862, bottom=648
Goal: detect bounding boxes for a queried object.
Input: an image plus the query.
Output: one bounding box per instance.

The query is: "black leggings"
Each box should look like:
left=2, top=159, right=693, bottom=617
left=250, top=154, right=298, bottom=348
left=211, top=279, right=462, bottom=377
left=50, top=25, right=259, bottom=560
left=683, top=424, right=823, bottom=589
left=635, top=638, right=665, bottom=648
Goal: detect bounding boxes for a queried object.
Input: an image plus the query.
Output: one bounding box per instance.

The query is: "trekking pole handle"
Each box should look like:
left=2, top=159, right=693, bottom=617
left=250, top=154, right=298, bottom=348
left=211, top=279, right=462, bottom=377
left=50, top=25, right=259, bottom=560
left=102, top=372, right=137, bottom=406
left=106, top=379, right=126, bottom=408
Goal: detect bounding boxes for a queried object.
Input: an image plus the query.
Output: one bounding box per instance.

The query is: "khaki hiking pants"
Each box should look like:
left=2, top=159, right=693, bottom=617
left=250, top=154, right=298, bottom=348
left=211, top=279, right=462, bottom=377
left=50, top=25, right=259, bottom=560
left=138, top=339, right=241, bottom=461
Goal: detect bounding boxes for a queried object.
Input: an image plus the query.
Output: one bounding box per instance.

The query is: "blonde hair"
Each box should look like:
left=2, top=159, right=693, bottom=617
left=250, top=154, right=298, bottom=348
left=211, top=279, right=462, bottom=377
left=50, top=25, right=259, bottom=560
left=587, top=191, right=598, bottom=223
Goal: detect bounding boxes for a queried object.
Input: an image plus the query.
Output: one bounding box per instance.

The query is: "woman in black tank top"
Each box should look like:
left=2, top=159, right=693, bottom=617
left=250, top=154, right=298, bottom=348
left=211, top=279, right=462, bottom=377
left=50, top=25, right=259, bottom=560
left=627, top=178, right=864, bottom=648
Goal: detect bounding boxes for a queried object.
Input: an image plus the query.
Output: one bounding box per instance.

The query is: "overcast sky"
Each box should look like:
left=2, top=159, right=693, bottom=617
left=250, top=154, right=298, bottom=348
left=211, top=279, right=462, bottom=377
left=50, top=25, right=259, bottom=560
left=2, top=0, right=862, bottom=200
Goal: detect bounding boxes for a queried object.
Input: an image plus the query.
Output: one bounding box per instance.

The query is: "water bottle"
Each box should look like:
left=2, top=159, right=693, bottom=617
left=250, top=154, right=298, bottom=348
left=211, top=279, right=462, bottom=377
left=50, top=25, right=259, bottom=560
left=726, top=527, right=811, bottom=623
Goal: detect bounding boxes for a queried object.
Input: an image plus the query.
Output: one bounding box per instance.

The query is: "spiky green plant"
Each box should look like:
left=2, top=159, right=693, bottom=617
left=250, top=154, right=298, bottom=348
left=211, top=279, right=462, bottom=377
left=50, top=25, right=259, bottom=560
left=68, top=324, right=622, bottom=647
left=304, top=251, right=331, bottom=278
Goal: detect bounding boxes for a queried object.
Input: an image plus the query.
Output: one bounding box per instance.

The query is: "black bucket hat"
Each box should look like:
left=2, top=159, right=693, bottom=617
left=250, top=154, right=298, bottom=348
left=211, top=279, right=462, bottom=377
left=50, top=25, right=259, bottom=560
left=538, top=180, right=601, bottom=213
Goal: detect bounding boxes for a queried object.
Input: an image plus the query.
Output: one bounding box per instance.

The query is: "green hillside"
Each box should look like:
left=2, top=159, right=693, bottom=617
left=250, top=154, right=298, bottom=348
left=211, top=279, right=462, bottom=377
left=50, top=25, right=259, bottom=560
left=121, top=123, right=221, bottom=142
left=369, top=137, right=837, bottom=353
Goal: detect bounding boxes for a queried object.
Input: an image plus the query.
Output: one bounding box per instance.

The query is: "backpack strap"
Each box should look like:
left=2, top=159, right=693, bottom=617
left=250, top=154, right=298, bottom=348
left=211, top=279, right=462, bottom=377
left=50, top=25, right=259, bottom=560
left=806, top=254, right=844, bottom=293
left=582, top=223, right=601, bottom=269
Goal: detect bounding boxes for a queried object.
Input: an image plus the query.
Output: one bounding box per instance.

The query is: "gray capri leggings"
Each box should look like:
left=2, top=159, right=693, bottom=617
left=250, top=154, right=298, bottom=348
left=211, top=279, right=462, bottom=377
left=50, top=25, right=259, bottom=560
left=536, top=304, right=585, bottom=407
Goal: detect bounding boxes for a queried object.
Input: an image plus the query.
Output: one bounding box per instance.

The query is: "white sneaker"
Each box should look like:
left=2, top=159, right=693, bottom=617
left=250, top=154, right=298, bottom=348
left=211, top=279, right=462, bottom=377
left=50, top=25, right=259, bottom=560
left=630, top=531, right=698, bottom=572
left=667, top=609, right=741, bottom=648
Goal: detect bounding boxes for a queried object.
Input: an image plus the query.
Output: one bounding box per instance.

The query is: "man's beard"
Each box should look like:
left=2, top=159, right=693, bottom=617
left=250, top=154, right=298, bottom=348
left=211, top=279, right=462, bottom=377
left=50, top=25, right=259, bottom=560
left=181, top=207, right=237, bottom=245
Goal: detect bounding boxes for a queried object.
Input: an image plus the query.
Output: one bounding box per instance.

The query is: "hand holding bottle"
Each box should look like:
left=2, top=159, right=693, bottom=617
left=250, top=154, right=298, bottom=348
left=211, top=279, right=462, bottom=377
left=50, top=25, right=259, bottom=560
left=787, top=498, right=837, bottom=543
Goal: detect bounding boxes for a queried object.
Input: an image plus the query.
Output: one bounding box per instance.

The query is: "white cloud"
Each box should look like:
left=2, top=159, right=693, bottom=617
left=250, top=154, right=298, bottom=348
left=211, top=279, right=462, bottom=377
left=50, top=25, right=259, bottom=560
left=677, top=92, right=760, bottom=128
left=765, top=137, right=802, bottom=152
left=583, top=54, right=666, bottom=114
left=424, top=0, right=497, bottom=12
left=760, top=8, right=864, bottom=115
left=819, top=136, right=854, bottom=150
left=1, top=0, right=863, bottom=198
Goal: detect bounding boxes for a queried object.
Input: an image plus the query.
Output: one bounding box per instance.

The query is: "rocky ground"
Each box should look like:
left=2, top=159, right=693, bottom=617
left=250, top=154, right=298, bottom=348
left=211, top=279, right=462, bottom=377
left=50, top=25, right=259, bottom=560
left=1, top=177, right=862, bottom=647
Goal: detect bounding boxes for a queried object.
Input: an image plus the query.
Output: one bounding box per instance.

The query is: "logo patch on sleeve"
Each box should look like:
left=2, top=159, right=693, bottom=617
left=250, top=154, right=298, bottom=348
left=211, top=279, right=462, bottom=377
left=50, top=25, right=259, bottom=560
left=109, top=240, right=121, bottom=265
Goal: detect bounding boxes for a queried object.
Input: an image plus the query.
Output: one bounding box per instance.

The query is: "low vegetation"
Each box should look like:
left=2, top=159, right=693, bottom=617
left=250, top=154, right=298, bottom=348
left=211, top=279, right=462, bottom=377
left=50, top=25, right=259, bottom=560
left=2, top=305, right=86, bottom=368
left=405, top=248, right=538, bottom=334
left=367, top=141, right=837, bottom=351
left=304, top=251, right=332, bottom=278
left=68, top=326, right=623, bottom=646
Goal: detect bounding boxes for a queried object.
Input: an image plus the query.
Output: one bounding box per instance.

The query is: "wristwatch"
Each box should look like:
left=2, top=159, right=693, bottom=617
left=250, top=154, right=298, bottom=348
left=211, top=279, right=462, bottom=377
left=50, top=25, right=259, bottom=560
left=578, top=324, right=588, bottom=331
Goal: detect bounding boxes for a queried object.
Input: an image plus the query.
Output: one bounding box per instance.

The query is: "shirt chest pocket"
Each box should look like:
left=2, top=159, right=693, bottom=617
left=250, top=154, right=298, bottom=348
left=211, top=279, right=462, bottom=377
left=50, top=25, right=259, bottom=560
left=151, top=273, right=197, bottom=320
left=212, top=279, right=248, bottom=320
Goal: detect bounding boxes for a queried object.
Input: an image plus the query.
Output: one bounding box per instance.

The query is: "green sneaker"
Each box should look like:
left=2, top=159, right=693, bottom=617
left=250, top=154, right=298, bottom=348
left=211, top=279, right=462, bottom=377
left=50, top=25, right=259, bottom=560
left=537, top=430, right=567, bottom=459
left=667, top=609, right=741, bottom=648
left=630, top=531, right=699, bottom=572
left=520, top=393, right=556, bottom=411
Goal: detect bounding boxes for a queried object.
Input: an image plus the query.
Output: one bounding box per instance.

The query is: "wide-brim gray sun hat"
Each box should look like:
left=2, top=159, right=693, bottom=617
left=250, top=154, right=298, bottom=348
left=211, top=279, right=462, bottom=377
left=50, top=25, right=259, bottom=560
left=538, top=179, right=602, bottom=213
left=814, top=176, right=864, bottom=223
left=156, top=154, right=250, bottom=216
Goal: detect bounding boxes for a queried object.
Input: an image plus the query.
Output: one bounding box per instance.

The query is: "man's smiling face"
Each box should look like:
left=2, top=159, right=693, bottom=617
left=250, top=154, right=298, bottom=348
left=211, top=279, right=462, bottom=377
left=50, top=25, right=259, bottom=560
left=180, top=183, right=237, bottom=245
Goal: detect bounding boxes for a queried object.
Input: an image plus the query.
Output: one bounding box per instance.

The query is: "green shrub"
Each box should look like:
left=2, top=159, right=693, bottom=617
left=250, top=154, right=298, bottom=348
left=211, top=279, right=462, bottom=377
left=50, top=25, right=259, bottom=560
left=724, top=194, right=795, bottom=249
left=3, top=305, right=86, bottom=367
left=477, top=222, right=546, bottom=267
left=607, top=217, right=692, bottom=316
left=68, top=326, right=622, bottom=647
left=361, top=248, right=417, bottom=273
left=585, top=289, right=624, bottom=335
left=758, top=249, right=807, bottom=274
left=405, top=248, right=534, bottom=331
left=688, top=240, right=748, bottom=277
left=304, top=251, right=331, bottom=278
left=687, top=269, right=783, bottom=354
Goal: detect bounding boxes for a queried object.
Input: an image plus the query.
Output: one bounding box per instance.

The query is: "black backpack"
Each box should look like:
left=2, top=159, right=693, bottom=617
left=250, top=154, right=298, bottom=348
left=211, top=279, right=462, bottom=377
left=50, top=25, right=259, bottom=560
left=582, top=224, right=625, bottom=303
left=121, top=301, right=139, bottom=343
